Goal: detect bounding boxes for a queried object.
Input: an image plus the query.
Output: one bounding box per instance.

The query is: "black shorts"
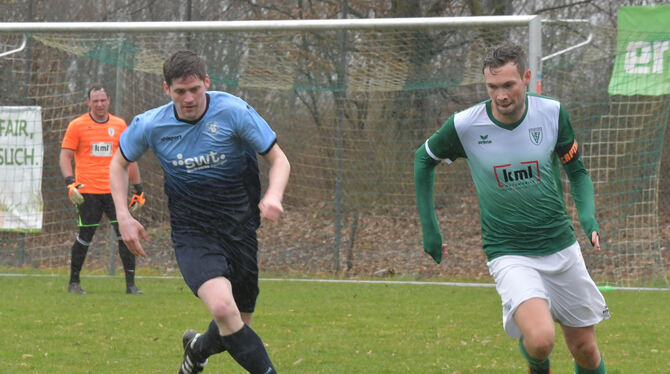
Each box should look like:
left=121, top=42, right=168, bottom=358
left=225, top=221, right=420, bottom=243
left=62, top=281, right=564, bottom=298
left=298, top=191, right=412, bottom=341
left=173, top=229, right=259, bottom=313
left=76, top=193, right=118, bottom=229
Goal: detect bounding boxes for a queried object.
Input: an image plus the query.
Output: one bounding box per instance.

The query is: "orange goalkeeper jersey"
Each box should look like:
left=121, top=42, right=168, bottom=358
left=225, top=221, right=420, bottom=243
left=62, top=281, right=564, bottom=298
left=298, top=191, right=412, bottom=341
left=61, top=113, right=127, bottom=194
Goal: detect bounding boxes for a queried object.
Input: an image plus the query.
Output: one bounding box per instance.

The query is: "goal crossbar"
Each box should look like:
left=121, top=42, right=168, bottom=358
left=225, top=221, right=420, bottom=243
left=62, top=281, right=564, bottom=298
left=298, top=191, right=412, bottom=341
left=0, top=16, right=543, bottom=92
left=0, top=16, right=539, bottom=33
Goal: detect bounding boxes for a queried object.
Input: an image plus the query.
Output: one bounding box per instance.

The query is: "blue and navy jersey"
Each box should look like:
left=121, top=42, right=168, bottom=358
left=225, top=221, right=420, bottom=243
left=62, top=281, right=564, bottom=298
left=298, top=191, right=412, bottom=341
left=120, top=91, right=277, bottom=239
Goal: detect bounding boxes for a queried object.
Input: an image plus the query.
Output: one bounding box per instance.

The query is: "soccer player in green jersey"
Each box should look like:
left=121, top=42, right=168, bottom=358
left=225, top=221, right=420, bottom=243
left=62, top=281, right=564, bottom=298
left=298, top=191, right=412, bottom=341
left=414, top=43, right=609, bottom=374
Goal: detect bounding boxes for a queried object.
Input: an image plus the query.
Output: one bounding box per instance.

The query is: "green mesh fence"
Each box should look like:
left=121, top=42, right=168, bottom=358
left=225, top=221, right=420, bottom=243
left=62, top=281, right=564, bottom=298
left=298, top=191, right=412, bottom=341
left=0, top=22, right=667, bottom=287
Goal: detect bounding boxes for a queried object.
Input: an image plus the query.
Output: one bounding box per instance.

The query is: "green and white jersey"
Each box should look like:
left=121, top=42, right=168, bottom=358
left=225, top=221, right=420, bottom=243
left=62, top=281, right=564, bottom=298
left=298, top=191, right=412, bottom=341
left=425, top=94, right=579, bottom=260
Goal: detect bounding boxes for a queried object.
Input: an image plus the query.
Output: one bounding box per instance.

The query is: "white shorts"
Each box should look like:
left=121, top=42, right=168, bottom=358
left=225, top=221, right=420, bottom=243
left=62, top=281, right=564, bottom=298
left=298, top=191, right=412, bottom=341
left=487, top=241, right=610, bottom=339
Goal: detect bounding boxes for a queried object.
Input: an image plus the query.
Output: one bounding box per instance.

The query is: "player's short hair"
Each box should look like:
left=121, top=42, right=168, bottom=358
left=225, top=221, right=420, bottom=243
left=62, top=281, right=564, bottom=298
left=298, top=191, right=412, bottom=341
left=482, top=43, right=527, bottom=77
left=87, top=84, right=109, bottom=98
left=163, top=50, right=207, bottom=87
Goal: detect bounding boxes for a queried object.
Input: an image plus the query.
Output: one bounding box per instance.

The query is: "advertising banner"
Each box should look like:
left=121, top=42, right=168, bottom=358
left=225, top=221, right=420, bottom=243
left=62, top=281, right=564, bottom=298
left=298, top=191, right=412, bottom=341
left=0, top=106, right=44, bottom=231
left=608, top=5, right=670, bottom=95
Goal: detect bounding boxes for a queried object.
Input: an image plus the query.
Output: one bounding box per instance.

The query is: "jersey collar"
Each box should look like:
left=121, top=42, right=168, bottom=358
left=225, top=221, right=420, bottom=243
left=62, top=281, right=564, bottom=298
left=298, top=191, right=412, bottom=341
left=88, top=112, right=109, bottom=124
left=485, top=94, right=529, bottom=131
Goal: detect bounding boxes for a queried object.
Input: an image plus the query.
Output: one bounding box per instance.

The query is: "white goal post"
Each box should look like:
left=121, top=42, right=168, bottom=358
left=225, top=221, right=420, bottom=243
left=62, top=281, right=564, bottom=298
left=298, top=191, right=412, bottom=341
left=0, top=16, right=543, bottom=92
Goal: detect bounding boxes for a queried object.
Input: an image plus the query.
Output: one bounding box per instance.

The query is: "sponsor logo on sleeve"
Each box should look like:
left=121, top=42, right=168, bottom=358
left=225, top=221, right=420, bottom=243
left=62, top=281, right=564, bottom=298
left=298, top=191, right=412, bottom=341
left=559, top=140, right=579, bottom=164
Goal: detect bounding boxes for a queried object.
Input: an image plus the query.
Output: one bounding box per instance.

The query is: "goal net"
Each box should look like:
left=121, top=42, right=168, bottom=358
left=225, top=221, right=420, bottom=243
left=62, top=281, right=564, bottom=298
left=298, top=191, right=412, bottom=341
left=0, top=19, right=667, bottom=288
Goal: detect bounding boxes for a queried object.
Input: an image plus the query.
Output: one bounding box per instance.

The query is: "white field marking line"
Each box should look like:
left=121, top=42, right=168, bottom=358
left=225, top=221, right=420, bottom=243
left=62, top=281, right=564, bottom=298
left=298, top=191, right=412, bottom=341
left=262, top=278, right=496, bottom=288
left=1, top=273, right=668, bottom=291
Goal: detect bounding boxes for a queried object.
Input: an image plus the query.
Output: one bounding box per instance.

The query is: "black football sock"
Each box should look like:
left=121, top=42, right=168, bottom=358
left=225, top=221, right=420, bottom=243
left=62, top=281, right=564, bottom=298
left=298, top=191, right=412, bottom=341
left=192, top=320, right=226, bottom=362
left=222, top=324, right=276, bottom=374
left=69, top=237, right=89, bottom=283
left=118, top=240, right=136, bottom=286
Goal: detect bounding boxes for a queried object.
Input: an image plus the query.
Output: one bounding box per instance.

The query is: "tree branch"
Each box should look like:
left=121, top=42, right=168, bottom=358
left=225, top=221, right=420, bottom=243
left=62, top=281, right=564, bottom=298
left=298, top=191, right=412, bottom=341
left=535, top=0, right=592, bottom=14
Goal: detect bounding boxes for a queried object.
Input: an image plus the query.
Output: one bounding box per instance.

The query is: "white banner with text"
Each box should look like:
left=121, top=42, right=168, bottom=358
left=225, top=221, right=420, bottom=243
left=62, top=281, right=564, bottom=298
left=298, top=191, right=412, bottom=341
left=0, top=106, right=44, bottom=231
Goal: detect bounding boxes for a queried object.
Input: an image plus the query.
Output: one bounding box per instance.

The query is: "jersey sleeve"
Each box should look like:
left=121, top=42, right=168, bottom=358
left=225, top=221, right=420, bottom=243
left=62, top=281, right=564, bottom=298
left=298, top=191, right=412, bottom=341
left=413, top=116, right=465, bottom=264
left=555, top=105, right=576, bottom=149
left=119, top=115, right=150, bottom=162
left=235, top=104, right=277, bottom=155
left=414, top=144, right=443, bottom=263
left=555, top=104, right=600, bottom=242
left=60, top=120, right=80, bottom=150
left=425, top=115, right=467, bottom=162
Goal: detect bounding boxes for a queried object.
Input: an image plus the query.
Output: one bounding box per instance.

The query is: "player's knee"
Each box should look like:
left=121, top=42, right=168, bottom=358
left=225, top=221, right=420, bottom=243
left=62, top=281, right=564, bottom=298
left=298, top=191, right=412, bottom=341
left=209, top=297, right=241, bottom=322
left=568, top=337, right=599, bottom=362
left=524, top=331, right=555, bottom=359
left=77, top=227, right=97, bottom=243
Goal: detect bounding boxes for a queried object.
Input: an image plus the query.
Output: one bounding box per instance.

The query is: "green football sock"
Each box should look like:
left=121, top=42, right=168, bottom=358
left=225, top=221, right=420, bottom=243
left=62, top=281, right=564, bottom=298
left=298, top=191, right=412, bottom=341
left=575, top=354, right=606, bottom=374
left=519, top=337, right=550, bottom=371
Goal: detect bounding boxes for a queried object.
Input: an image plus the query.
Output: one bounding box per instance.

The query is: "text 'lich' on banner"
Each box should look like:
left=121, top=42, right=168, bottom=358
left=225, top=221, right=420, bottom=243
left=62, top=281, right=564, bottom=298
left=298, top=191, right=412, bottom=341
left=0, top=106, right=44, bottom=231
left=608, top=5, right=670, bottom=96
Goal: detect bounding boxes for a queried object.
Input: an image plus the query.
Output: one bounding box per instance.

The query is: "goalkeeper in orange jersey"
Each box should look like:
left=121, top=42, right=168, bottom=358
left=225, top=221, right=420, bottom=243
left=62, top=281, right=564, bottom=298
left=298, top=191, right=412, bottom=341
left=60, top=84, right=145, bottom=295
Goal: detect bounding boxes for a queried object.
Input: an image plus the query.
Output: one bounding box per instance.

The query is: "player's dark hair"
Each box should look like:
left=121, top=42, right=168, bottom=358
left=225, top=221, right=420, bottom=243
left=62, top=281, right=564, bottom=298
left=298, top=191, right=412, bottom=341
left=163, top=50, right=207, bottom=87
left=87, top=83, right=108, bottom=98
left=482, top=43, right=527, bottom=77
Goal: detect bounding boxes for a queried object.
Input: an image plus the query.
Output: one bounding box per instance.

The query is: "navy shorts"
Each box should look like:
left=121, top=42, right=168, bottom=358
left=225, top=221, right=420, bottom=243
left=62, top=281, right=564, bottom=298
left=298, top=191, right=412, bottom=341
left=172, top=229, right=259, bottom=313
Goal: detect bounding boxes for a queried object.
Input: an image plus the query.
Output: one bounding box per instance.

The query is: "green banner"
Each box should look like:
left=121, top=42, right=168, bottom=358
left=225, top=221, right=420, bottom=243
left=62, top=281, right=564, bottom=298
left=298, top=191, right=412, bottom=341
left=608, top=5, right=670, bottom=96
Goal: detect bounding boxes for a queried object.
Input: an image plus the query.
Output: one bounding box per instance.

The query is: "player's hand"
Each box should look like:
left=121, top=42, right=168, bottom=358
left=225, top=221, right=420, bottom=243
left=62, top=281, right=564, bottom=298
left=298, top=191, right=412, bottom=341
left=259, top=194, right=284, bottom=221
left=66, top=182, right=85, bottom=205
left=129, top=192, right=146, bottom=213
left=118, top=216, right=148, bottom=258
left=591, top=231, right=600, bottom=251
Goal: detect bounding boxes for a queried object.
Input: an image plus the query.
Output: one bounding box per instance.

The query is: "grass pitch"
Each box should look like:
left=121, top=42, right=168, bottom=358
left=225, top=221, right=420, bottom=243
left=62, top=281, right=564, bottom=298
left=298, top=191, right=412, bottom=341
left=1, top=275, right=668, bottom=373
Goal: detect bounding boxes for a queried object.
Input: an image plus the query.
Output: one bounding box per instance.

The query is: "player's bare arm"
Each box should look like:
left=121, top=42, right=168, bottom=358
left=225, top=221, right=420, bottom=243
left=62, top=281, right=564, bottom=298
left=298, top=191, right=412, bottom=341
left=259, top=143, right=290, bottom=221
left=128, top=161, right=141, bottom=185
left=110, top=150, right=148, bottom=257
left=58, top=148, right=76, bottom=178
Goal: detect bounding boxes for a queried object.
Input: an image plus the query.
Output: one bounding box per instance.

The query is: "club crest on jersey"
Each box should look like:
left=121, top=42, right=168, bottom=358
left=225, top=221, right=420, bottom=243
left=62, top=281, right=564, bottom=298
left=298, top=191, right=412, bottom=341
left=108, top=127, right=115, bottom=137
left=205, top=121, right=218, bottom=139
left=529, top=127, right=542, bottom=145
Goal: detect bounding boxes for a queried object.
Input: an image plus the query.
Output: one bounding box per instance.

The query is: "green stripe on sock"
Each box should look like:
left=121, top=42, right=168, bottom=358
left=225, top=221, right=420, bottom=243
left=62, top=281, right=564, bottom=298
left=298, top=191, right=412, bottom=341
left=575, top=354, right=606, bottom=374
left=519, top=337, right=550, bottom=370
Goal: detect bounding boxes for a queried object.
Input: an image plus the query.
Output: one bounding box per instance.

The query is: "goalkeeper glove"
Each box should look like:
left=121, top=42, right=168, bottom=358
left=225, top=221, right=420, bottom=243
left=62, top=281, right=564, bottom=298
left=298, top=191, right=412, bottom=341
left=129, top=184, right=146, bottom=213
left=65, top=176, right=84, bottom=206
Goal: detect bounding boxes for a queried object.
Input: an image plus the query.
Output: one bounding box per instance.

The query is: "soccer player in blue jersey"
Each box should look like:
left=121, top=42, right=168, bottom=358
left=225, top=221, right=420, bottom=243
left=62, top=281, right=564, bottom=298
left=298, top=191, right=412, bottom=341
left=110, top=50, right=289, bottom=374
left=414, top=44, right=608, bottom=373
